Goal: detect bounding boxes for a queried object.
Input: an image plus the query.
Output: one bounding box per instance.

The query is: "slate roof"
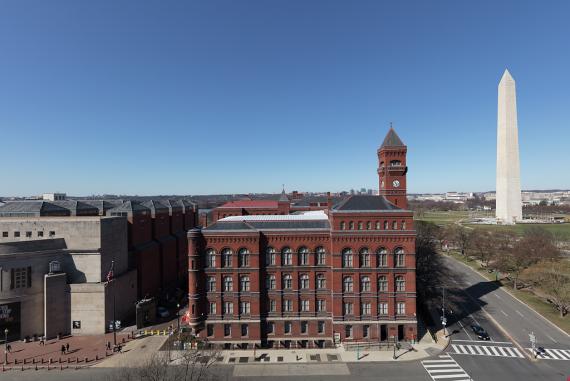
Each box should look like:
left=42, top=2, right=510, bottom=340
left=204, top=219, right=330, bottom=232
left=218, top=200, right=279, bottom=209
left=331, top=195, right=400, bottom=211
left=292, top=196, right=344, bottom=207
left=108, top=201, right=151, bottom=215
left=160, top=200, right=183, bottom=215
left=0, top=238, right=67, bottom=254
left=141, top=200, right=169, bottom=216
left=81, top=200, right=124, bottom=215
left=380, top=128, right=405, bottom=148
left=51, top=200, right=100, bottom=216
left=0, top=201, right=70, bottom=216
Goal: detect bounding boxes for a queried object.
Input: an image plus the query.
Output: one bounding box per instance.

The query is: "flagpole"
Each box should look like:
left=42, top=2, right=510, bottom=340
left=113, top=279, right=117, bottom=347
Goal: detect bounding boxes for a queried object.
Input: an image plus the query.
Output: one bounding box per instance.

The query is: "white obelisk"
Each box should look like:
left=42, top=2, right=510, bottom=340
left=496, top=69, right=522, bottom=224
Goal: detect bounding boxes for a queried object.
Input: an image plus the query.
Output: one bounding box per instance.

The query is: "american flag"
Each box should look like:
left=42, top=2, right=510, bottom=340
left=106, top=261, right=114, bottom=284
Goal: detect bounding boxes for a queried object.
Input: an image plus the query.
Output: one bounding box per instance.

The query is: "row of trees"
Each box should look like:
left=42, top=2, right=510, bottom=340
left=438, top=225, right=570, bottom=317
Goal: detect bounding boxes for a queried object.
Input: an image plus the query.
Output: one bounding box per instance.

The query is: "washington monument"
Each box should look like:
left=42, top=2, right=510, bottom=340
left=496, top=69, right=522, bottom=224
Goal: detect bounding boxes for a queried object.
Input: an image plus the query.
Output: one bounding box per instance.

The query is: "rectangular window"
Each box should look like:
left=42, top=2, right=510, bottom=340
left=49, top=231, right=55, bottom=237
left=345, top=325, right=353, bottom=338
left=363, top=325, right=370, bottom=338
left=317, top=321, right=325, bottom=334
left=317, top=252, right=326, bottom=265
left=240, top=301, right=251, bottom=315
left=317, top=299, right=326, bottom=312
left=379, top=302, right=388, bottom=315
left=37, top=231, right=43, bottom=237
left=13, top=268, right=28, bottom=289
left=301, top=321, right=308, bottom=334
left=283, top=299, right=292, bottom=312
left=269, top=299, right=277, bottom=312
left=283, top=253, right=292, bottom=265
left=397, top=302, right=406, bottom=315
left=207, top=276, right=216, bottom=292
left=284, top=322, right=292, bottom=334
left=209, top=302, right=216, bottom=314
left=301, top=300, right=309, bottom=312
left=14, top=231, right=20, bottom=238
left=343, top=302, right=353, bottom=315
left=25, top=231, right=32, bottom=238
left=267, top=322, right=275, bottom=334
left=241, top=324, right=248, bottom=337
left=2, top=232, right=8, bottom=237
left=224, top=302, right=233, bottom=314
left=361, top=302, right=371, bottom=315
left=207, top=325, right=214, bottom=336
left=224, top=324, right=231, bottom=337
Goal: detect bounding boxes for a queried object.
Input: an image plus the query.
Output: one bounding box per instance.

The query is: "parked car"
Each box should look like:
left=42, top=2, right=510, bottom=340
left=157, top=306, right=170, bottom=318
left=536, top=346, right=548, bottom=356
left=470, top=325, right=490, bottom=340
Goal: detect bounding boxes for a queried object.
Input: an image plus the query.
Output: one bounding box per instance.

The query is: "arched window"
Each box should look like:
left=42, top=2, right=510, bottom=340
left=223, top=276, right=233, bottom=292
left=357, top=222, right=363, bottom=230
left=361, top=276, right=371, bottom=292
left=384, top=221, right=389, bottom=230
left=343, top=276, right=353, bottom=292
left=300, top=274, right=309, bottom=289
left=206, top=248, right=216, bottom=268
left=349, top=221, right=354, bottom=230
left=340, top=221, right=346, bottom=230
left=282, top=247, right=292, bottom=266
left=283, top=274, right=292, bottom=289
left=207, top=276, right=216, bottom=292
left=266, top=274, right=276, bottom=290
left=266, top=247, right=276, bottom=266
left=380, top=161, right=384, bottom=168
left=396, top=276, right=406, bottom=292
left=316, top=273, right=326, bottom=289
left=377, top=248, right=388, bottom=267
left=375, top=221, right=381, bottom=230
left=392, top=221, right=398, bottom=230
left=395, top=248, right=405, bottom=267
left=359, top=248, right=370, bottom=268
left=240, top=276, right=250, bottom=291
left=378, top=275, right=388, bottom=292
left=299, top=247, right=309, bottom=266
left=366, top=221, right=371, bottom=230
left=316, top=247, right=326, bottom=265
left=402, top=220, right=406, bottom=230
left=222, top=248, right=233, bottom=268
left=238, top=248, right=250, bottom=268
left=342, top=248, right=353, bottom=268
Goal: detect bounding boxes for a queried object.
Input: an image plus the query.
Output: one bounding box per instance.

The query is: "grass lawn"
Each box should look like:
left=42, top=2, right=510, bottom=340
left=464, top=222, right=570, bottom=237
left=415, top=211, right=469, bottom=225
left=445, top=251, right=570, bottom=335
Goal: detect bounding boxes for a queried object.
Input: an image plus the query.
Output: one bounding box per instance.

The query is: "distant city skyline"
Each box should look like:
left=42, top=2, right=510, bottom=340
left=1, top=1, right=569, bottom=196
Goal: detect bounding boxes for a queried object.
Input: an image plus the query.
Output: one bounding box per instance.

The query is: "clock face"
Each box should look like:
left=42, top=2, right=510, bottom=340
left=392, top=180, right=400, bottom=188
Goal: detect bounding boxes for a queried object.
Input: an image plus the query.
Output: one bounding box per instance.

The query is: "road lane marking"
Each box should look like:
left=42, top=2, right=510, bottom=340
left=482, top=346, right=493, bottom=356
left=545, top=333, right=558, bottom=343
left=528, top=348, right=570, bottom=360
left=457, top=320, right=473, bottom=340
left=453, top=339, right=512, bottom=344
left=495, top=294, right=502, bottom=299
left=500, top=310, right=508, bottom=317
left=421, top=355, right=472, bottom=381
left=515, top=310, right=524, bottom=317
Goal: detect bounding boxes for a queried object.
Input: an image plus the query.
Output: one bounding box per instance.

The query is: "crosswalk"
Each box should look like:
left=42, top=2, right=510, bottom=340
left=421, top=354, right=473, bottom=381
left=527, top=348, right=570, bottom=360
left=451, top=344, right=524, bottom=358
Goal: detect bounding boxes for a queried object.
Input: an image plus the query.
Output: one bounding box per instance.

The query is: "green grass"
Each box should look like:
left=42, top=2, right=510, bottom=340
left=415, top=211, right=469, bottom=225
left=445, top=251, right=570, bottom=335
left=464, top=222, right=570, bottom=237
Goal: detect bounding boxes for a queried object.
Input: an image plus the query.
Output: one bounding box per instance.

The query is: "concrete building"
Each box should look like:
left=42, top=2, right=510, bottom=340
left=187, top=128, right=417, bottom=348
left=496, top=69, right=523, bottom=224
left=0, top=216, right=136, bottom=340
left=42, top=193, right=66, bottom=201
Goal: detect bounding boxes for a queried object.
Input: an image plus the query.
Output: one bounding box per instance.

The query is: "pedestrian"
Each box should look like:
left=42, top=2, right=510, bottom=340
left=66, top=343, right=69, bottom=353
left=6, top=344, right=11, bottom=353
left=39, top=336, right=44, bottom=346
left=106, top=341, right=111, bottom=351
left=61, top=344, right=66, bottom=355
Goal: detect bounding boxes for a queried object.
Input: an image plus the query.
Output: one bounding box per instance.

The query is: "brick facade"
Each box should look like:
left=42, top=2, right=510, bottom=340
left=187, top=129, right=417, bottom=349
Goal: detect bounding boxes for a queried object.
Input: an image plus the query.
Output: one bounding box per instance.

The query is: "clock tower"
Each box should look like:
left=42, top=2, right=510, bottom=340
left=377, top=126, right=408, bottom=208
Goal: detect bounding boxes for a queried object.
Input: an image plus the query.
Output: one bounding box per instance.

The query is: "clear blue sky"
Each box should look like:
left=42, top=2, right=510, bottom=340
left=1, top=1, right=569, bottom=196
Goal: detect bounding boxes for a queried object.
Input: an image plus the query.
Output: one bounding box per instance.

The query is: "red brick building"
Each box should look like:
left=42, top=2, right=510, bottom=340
left=187, top=128, right=416, bottom=348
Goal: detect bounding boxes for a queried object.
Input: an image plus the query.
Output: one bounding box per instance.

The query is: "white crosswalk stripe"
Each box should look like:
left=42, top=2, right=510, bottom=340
left=421, top=354, right=473, bottom=381
left=527, top=348, right=570, bottom=360
left=451, top=344, right=523, bottom=358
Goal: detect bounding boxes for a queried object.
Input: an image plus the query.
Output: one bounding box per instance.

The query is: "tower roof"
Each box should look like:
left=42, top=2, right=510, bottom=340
left=380, top=127, right=405, bottom=148
left=278, top=189, right=290, bottom=203
left=500, top=69, right=515, bottom=84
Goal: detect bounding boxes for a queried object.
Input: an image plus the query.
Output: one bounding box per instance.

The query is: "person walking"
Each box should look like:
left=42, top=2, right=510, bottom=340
left=106, top=341, right=111, bottom=351
left=61, top=344, right=66, bottom=355
left=39, top=336, right=45, bottom=346
left=6, top=344, right=11, bottom=353
left=66, top=343, right=69, bottom=353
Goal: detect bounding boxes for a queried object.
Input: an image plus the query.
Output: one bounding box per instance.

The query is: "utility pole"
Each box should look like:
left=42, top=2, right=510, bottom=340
left=4, top=328, right=8, bottom=364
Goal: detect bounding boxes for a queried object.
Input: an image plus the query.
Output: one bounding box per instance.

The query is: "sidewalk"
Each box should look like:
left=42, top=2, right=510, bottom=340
left=0, top=332, right=132, bottom=369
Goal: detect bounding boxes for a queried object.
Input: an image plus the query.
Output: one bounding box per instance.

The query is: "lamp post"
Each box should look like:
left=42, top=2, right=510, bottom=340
left=392, top=335, right=397, bottom=360
left=4, top=328, right=8, bottom=364
left=177, top=303, right=181, bottom=340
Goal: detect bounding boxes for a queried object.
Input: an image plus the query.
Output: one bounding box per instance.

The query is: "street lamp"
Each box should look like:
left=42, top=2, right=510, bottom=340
left=4, top=328, right=8, bottom=364
left=177, top=303, right=181, bottom=340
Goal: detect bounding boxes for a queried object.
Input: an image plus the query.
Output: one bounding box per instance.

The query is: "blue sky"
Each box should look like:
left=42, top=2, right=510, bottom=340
left=1, top=1, right=569, bottom=196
